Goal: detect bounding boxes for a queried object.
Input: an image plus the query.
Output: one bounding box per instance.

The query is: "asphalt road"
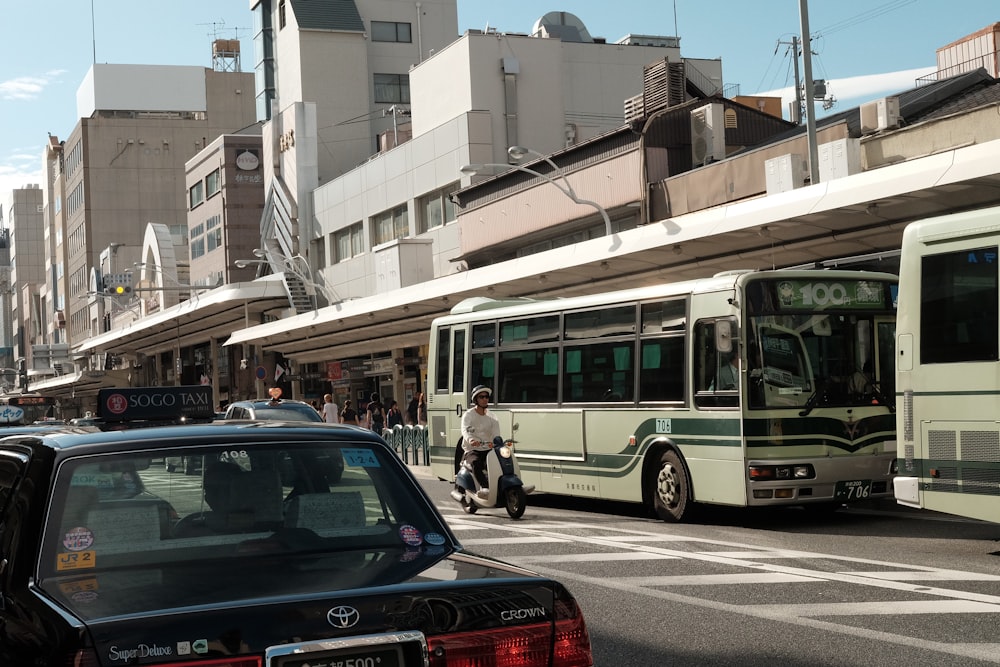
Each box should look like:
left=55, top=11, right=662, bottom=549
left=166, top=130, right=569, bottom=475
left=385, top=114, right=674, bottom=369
left=411, top=464, right=1000, bottom=666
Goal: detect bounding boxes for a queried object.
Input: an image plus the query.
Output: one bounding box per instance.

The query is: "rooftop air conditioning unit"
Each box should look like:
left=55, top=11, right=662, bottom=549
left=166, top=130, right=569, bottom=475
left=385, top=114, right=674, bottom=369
left=860, top=96, right=900, bottom=134
left=690, top=103, right=726, bottom=166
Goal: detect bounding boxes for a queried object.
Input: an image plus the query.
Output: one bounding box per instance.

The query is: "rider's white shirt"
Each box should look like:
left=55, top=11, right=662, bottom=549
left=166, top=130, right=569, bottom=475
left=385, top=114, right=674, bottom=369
left=461, top=408, right=501, bottom=452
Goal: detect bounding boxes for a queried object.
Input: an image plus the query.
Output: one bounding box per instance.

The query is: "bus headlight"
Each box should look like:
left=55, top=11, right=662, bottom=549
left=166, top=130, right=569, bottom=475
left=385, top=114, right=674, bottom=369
left=749, top=464, right=815, bottom=480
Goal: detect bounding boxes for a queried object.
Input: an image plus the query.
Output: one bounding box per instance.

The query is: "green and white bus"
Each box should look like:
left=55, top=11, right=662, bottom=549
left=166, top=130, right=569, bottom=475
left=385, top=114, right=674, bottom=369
left=895, top=205, right=1000, bottom=523
left=427, top=269, right=899, bottom=521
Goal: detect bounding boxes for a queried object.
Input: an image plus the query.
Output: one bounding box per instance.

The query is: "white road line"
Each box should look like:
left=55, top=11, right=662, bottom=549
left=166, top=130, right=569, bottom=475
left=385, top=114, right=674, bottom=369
left=448, top=517, right=1000, bottom=663
left=512, top=552, right=679, bottom=563
left=521, top=564, right=1000, bottom=665
left=595, top=534, right=699, bottom=542
left=620, top=573, right=821, bottom=586
left=698, top=549, right=834, bottom=559
left=448, top=518, right=1000, bottom=603
left=749, top=599, right=1000, bottom=617
left=460, top=536, right=569, bottom=545
left=841, top=570, right=1000, bottom=582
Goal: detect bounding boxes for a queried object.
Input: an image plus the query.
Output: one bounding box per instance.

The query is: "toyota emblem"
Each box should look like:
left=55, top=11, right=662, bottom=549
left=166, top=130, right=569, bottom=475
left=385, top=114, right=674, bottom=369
left=327, top=605, right=361, bottom=629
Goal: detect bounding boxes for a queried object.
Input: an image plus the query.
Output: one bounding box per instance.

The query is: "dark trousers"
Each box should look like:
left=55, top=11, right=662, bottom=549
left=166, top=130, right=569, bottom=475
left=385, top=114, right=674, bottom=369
left=462, top=450, right=489, bottom=488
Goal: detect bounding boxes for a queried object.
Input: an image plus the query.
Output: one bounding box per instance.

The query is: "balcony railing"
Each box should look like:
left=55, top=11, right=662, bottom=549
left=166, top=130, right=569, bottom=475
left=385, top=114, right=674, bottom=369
left=916, top=52, right=997, bottom=86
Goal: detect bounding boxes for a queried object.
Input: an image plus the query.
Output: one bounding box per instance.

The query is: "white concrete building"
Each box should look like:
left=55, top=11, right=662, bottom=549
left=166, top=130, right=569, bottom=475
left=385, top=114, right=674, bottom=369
left=305, top=27, right=721, bottom=303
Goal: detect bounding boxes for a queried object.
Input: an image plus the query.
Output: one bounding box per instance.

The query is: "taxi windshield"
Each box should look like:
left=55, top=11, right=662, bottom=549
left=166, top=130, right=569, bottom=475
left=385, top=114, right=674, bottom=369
left=41, top=441, right=444, bottom=577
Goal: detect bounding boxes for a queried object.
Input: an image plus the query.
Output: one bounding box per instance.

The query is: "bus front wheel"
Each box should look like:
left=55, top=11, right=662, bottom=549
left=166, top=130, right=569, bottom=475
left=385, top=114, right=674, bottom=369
left=651, top=450, right=690, bottom=522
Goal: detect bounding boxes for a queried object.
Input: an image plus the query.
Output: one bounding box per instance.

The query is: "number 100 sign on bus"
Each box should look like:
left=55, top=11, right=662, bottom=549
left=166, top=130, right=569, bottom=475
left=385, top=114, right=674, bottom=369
left=427, top=268, right=898, bottom=522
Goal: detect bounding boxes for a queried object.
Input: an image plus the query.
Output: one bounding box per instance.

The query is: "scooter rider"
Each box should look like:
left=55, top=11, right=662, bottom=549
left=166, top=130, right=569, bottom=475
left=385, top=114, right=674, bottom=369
left=460, top=385, right=502, bottom=498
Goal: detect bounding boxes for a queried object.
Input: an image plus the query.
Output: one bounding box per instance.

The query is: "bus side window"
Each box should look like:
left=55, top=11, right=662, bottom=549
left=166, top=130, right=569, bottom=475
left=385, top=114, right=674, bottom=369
left=434, top=327, right=450, bottom=393
left=694, top=319, right=739, bottom=409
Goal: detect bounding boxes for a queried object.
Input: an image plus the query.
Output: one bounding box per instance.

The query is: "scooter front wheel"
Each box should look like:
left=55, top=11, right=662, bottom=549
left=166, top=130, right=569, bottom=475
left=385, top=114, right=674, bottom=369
left=504, top=487, right=527, bottom=519
left=461, top=496, right=478, bottom=514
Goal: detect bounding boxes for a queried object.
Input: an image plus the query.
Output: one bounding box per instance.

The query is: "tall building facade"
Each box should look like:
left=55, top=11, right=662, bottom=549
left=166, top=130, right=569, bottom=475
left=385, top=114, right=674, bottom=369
left=45, top=64, right=256, bottom=353
left=4, top=186, right=45, bottom=368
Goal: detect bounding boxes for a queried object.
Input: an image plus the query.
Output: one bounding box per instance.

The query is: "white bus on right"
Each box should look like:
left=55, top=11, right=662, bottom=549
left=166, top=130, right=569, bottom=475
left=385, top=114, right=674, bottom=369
left=895, top=205, right=1000, bottom=523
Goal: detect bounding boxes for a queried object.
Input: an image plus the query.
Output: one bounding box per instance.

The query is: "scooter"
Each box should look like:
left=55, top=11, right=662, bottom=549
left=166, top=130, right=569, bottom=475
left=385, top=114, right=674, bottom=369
left=450, top=436, right=534, bottom=519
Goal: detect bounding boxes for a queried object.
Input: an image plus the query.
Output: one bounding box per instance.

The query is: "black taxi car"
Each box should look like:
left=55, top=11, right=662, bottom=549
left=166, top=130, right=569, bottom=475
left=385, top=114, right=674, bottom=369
left=0, top=403, right=593, bottom=665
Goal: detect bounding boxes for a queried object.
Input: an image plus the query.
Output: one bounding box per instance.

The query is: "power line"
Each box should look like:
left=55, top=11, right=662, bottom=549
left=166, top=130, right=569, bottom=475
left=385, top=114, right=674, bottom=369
left=812, top=0, right=917, bottom=39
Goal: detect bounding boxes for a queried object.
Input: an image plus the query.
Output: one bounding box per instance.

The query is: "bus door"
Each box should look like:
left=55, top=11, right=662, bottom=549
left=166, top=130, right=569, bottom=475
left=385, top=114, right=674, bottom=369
left=447, top=325, right=469, bottom=454
left=874, top=317, right=896, bottom=405
left=429, top=324, right=469, bottom=462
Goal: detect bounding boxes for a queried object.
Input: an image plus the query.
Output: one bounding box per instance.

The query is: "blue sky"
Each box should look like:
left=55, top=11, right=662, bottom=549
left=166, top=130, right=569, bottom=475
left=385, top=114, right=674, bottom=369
left=1, top=1, right=997, bottom=198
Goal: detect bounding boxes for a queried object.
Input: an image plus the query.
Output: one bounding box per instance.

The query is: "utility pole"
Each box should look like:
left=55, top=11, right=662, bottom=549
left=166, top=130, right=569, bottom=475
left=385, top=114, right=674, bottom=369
left=777, top=36, right=804, bottom=124
left=798, top=0, right=820, bottom=185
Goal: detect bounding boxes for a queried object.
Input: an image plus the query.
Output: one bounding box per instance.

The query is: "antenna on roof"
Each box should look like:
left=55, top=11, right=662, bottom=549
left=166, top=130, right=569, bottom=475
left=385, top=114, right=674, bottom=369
left=198, top=18, right=227, bottom=41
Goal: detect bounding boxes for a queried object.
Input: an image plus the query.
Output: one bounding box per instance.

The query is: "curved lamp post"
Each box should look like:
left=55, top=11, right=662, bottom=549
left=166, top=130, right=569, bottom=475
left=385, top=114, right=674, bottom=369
left=235, top=248, right=338, bottom=306
left=461, top=145, right=613, bottom=237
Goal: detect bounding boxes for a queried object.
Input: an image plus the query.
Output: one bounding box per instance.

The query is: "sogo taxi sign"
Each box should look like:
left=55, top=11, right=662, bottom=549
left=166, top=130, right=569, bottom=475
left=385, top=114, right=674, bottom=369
left=97, top=386, right=215, bottom=422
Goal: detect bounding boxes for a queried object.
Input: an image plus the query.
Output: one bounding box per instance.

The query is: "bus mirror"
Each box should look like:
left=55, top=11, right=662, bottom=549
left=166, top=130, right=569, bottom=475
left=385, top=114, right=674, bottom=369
left=716, top=320, right=733, bottom=353
left=811, top=316, right=832, bottom=336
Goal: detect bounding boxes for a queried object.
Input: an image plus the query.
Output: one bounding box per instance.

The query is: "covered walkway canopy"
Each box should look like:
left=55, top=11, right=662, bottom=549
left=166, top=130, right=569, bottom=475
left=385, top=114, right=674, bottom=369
left=223, top=138, right=1000, bottom=364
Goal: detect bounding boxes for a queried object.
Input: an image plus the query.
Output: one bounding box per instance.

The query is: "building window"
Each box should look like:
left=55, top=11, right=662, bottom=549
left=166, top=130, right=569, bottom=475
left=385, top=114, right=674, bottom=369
left=418, top=182, right=458, bottom=233
left=334, top=223, right=364, bottom=263
left=206, top=169, right=221, bottom=197
left=374, top=74, right=410, bottom=104
left=278, top=0, right=286, bottom=29
left=65, top=141, right=83, bottom=175
left=371, top=21, right=411, bottom=43
left=189, top=181, right=205, bottom=209
left=371, top=205, right=408, bottom=246
left=191, top=237, right=206, bottom=260
left=67, top=182, right=85, bottom=217
left=206, top=215, right=222, bottom=252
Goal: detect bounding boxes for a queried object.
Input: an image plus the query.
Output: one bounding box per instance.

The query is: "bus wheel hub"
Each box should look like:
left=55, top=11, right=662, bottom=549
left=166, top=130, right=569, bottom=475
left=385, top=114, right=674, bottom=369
left=657, top=464, right=679, bottom=507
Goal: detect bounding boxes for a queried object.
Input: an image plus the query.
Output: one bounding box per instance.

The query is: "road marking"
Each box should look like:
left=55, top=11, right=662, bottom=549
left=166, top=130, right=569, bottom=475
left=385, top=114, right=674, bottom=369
left=515, top=552, right=679, bottom=563
left=448, top=517, right=1000, bottom=664
left=751, top=599, right=1000, bottom=617
left=520, top=565, right=1000, bottom=665
left=698, top=549, right=833, bottom=559
left=618, top=573, right=821, bottom=586
left=840, top=569, right=1000, bottom=582
left=460, top=536, right=570, bottom=545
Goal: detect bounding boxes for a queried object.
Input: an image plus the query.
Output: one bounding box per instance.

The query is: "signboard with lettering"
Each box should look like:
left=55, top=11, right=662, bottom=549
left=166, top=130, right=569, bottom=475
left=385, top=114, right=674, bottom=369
left=97, top=386, right=214, bottom=422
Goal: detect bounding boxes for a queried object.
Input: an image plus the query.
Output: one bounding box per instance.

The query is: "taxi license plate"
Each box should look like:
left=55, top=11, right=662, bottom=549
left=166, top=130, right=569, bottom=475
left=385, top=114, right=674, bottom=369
left=281, top=645, right=402, bottom=667
left=834, top=479, right=872, bottom=500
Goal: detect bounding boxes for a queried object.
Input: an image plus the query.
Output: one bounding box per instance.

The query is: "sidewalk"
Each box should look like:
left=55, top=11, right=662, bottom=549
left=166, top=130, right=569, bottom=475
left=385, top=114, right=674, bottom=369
left=407, top=463, right=435, bottom=480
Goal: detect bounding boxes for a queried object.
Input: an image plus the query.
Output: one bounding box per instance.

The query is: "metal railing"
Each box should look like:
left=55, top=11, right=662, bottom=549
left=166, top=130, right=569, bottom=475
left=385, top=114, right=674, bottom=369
left=916, top=53, right=997, bottom=86
left=381, top=424, right=430, bottom=466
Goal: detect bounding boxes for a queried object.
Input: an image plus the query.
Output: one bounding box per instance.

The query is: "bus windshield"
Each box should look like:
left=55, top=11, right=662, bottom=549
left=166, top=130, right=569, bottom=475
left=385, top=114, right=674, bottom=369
left=747, top=281, right=894, bottom=409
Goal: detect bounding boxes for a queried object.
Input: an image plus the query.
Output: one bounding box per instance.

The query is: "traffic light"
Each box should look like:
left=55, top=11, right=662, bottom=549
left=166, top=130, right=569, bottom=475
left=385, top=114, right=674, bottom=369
left=102, top=272, right=133, bottom=297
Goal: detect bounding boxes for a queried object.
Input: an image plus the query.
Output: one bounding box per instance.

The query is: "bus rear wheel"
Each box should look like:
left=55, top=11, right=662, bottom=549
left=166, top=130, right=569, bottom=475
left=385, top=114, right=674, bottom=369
left=651, top=450, right=690, bottom=522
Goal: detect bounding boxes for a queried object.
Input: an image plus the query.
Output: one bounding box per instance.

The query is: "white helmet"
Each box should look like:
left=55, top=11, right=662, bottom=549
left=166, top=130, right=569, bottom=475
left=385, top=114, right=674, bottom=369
left=470, top=385, right=492, bottom=405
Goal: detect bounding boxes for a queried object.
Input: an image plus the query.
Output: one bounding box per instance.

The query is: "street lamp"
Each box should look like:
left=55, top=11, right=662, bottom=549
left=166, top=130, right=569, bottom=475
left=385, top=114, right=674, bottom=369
left=461, top=146, right=613, bottom=237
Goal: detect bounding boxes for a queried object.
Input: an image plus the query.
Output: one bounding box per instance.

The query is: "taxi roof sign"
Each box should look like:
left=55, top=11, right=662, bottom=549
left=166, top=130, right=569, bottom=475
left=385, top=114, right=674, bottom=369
left=97, top=386, right=214, bottom=422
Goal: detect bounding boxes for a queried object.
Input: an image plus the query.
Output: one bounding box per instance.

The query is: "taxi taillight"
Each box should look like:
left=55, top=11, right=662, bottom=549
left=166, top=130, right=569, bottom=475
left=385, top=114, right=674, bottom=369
left=62, top=648, right=99, bottom=667
left=427, top=592, right=592, bottom=667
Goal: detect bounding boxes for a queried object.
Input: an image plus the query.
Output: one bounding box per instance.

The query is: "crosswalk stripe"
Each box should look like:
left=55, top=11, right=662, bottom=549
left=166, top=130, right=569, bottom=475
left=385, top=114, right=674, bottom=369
left=840, top=570, right=1000, bottom=582
left=460, top=536, right=569, bottom=545
left=620, top=573, right=821, bottom=586
left=748, top=600, right=1000, bottom=617
left=512, top=552, right=679, bottom=563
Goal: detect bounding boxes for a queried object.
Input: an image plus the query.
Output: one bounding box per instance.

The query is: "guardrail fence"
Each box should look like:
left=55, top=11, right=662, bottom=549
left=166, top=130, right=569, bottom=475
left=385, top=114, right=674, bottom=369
left=381, top=424, right=430, bottom=466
